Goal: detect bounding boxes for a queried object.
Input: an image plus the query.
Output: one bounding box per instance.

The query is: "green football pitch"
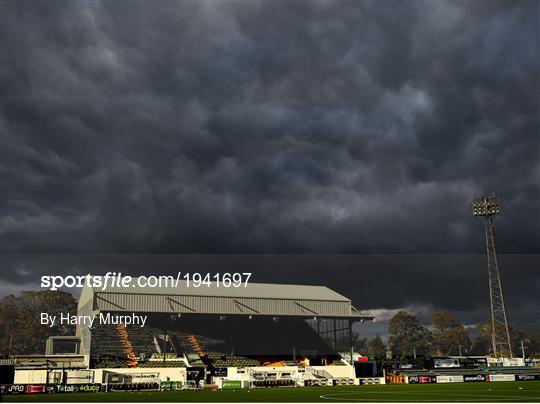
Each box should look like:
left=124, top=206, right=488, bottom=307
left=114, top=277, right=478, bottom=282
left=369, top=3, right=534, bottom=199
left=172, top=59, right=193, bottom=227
left=3, top=381, right=540, bottom=402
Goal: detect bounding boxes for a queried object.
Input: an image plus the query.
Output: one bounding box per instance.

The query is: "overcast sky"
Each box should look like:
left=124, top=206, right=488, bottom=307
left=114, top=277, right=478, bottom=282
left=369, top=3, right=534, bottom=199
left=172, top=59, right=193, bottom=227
left=0, top=1, right=538, bottom=334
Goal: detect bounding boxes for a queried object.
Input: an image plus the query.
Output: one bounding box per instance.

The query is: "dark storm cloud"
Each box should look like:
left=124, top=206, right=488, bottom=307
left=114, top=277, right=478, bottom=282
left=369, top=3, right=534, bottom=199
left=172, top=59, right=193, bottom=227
left=0, top=2, right=538, bottom=327
left=1, top=0, right=538, bottom=254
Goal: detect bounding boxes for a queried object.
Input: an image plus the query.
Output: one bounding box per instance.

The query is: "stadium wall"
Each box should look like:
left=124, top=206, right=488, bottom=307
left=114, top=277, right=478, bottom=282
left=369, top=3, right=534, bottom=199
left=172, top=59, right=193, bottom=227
left=12, top=365, right=354, bottom=386
left=93, top=367, right=187, bottom=384
left=14, top=370, right=93, bottom=385
left=14, top=370, right=47, bottom=384
left=310, top=366, right=355, bottom=378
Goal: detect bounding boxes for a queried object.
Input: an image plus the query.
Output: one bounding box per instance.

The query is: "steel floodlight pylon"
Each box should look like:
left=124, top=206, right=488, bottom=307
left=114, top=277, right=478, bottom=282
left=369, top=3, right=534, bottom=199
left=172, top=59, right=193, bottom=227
left=472, top=195, right=512, bottom=359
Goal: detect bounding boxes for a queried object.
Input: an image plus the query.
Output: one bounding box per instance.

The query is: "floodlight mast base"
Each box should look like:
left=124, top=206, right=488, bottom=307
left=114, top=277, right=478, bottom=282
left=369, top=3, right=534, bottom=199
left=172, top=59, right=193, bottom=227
left=472, top=195, right=512, bottom=359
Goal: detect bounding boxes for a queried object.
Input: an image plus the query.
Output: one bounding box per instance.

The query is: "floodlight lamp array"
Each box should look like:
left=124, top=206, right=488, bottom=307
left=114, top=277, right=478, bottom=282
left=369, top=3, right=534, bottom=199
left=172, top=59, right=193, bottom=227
left=472, top=196, right=500, bottom=217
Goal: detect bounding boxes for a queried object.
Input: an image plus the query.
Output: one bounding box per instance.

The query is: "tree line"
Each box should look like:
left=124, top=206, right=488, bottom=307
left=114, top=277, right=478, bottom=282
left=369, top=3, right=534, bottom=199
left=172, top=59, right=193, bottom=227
left=386, top=310, right=540, bottom=358
left=330, top=310, right=539, bottom=359
left=0, top=291, right=77, bottom=355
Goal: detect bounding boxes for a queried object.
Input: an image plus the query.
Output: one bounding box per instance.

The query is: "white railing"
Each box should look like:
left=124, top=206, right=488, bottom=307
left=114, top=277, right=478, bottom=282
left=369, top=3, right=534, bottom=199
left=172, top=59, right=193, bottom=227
left=306, top=366, right=333, bottom=379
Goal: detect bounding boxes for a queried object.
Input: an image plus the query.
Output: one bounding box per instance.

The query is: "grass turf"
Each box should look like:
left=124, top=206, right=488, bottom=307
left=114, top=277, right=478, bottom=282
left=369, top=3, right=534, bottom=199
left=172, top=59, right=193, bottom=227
left=2, top=381, right=539, bottom=402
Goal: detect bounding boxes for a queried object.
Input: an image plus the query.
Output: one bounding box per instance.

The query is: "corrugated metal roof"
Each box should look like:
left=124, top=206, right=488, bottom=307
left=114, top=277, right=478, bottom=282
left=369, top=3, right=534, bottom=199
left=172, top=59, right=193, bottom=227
left=80, top=279, right=375, bottom=319
left=94, top=292, right=352, bottom=317
left=93, top=279, right=350, bottom=302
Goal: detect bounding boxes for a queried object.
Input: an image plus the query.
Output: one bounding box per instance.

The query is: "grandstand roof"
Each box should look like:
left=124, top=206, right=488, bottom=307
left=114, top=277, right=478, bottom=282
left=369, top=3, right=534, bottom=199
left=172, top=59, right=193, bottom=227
left=78, top=278, right=372, bottom=321
left=93, top=280, right=350, bottom=302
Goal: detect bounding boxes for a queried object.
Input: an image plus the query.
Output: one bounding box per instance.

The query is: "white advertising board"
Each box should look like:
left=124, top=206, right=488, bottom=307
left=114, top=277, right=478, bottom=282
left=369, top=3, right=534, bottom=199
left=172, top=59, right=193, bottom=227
left=489, top=374, right=515, bottom=382
left=503, top=358, right=525, bottom=367
left=436, top=375, right=464, bottom=383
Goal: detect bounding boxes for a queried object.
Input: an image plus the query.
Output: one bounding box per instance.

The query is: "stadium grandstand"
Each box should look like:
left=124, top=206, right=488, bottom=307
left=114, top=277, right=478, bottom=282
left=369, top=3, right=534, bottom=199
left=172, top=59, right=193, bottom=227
left=71, top=279, right=373, bottom=386
left=3, top=279, right=540, bottom=395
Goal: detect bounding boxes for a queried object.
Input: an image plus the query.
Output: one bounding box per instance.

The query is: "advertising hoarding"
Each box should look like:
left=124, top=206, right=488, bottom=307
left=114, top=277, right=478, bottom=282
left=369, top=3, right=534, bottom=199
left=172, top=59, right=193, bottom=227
left=407, top=375, right=436, bottom=384
left=463, top=374, right=487, bottom=382
left=436, top=375, right=464, bottom=383
left=0, top=384, right=101, bottom=395
left=358, top=377, right=382, bottom=385
left=488, top=374, right=515, bottom=382
left=515, top=374, right=540, bottom=381
left=221, top=380, right=242, bottom=389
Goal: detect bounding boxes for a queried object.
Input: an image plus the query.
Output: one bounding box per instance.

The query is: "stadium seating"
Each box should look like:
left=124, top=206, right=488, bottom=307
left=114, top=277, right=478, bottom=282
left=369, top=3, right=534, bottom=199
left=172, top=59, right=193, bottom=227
left=93, top=358, right=129, bottom=368
left=205, top=352, right=260, bottom=367
left=125, top=327, right=158, bottom=357
left=171, top=335, right=197, bottom=354
left=90, top=326, right=125, bottom=357
left=89, top=315, right=341, bottom=369
left=138, top=361, right=186, bottom=368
